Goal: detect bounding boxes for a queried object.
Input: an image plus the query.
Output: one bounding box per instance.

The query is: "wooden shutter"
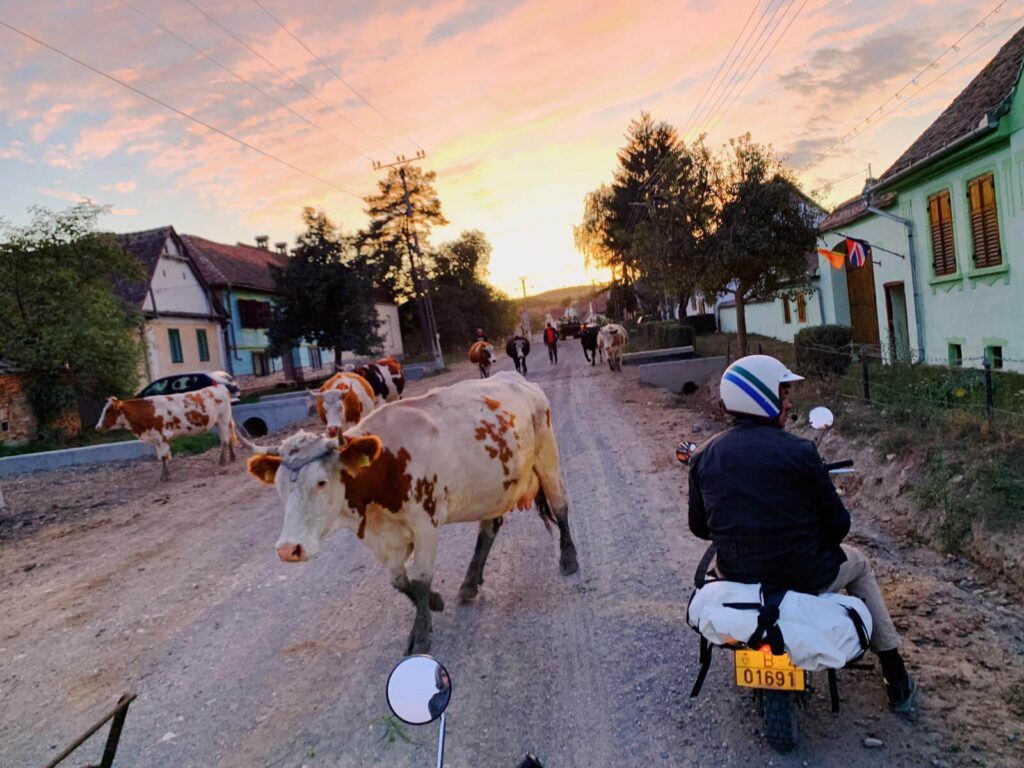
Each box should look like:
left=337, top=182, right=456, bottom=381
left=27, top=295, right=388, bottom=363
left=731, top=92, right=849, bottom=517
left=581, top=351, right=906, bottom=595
left=928, top=191, right=957, bottom=275
left=782, top=298, right=791, bottom=324
left=796, top=292, right=807, bottom=322
left=968, top=174, right=1002, bottom=268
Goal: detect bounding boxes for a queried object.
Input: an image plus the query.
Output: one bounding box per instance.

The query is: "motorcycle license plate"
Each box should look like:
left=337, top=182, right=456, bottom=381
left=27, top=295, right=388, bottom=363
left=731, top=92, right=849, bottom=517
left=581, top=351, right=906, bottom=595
left=734, top=649, right=806, bottom=691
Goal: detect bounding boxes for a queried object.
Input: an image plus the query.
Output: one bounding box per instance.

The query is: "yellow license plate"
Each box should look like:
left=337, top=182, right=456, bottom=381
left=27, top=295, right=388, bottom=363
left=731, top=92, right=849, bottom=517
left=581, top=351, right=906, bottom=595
left=734, top=649, right=806, bottom=691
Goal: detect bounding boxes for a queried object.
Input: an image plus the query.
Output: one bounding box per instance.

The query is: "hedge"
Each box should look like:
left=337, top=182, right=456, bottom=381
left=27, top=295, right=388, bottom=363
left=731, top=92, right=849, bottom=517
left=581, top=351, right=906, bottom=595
left=794, top=324, right=853, bottom=378
left=628, top=320, right=696, bottom=350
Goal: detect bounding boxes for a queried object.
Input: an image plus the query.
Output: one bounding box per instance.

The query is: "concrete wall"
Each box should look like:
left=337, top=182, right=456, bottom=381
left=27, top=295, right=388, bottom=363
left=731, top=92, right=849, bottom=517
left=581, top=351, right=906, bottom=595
left=0, top=439, right=155, bottom=478
left=718, top=282, right=823, bottom=342
left=639, top=356, right=728, bottom=394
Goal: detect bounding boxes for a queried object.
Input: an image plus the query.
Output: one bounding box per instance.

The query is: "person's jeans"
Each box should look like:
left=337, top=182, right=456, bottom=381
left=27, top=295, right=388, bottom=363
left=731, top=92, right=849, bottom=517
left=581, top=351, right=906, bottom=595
left=822, top=545, right=901, bottom=652
left=547, top=345, right=557, bottom=363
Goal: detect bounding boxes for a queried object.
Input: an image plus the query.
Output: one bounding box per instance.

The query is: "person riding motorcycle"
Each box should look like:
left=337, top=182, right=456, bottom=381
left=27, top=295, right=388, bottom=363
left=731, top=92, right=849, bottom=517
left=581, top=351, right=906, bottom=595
left=687, top=355, right=916, bottom=712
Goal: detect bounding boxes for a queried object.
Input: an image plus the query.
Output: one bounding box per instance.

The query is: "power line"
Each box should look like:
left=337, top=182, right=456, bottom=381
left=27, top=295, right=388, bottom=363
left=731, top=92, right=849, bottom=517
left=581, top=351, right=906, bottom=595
left=249, top=0, right=423, bottom=153
left=116, top=0, right=366, bottom=159
left=679, top=0, right=765, bottom=138
left=703, top=0, right=810, bottom=136
left=181, top=0, right=377, bottom=154
left=797, top=0, right=1014, bottom=171
left=0, top=16, right=362, bottom=198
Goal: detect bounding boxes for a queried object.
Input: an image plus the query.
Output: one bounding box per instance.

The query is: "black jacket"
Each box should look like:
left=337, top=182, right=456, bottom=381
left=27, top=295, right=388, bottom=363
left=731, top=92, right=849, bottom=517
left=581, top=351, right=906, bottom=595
left=688, top=417, right=850, bottom=593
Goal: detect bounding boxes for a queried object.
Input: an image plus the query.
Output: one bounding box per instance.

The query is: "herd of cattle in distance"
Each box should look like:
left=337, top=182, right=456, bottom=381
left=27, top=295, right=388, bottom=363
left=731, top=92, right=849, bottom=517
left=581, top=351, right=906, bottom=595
left=470, top=322, right=629, bottom=378
left=92, top=325, right=630, bottom=652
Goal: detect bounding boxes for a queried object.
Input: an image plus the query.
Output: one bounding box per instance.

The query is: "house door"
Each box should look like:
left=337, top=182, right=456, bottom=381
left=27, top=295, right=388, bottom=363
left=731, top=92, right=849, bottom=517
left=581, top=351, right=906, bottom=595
left=845, top=253, right=881, bottom=348
left=884, top=282, right=911, bottom=363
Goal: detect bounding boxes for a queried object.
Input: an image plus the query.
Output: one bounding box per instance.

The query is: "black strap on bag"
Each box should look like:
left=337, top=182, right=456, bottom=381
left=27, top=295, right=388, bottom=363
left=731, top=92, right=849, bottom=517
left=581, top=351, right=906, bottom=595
left=689, top=543, right=718, bottom=698
left=690, top=636, right=713, bottom=698
left=694, top=543, right=717, bottom=588
left=827, top=669, right=840, bottom=713
left=745, top=588, right=787, bottom=655
left=844, top=606, right=871, bottom=659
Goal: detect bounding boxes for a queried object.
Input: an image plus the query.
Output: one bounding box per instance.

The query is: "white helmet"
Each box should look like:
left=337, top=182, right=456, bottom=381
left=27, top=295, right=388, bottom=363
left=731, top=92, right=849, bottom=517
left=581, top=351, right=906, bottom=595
left=720, top=355, right=804, bottom=419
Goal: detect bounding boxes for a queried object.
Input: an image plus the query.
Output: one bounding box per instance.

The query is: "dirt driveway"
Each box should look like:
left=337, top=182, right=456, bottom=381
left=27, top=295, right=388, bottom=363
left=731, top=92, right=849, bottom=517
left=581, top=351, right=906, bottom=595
left=1, top=344, right=1021, bottom=767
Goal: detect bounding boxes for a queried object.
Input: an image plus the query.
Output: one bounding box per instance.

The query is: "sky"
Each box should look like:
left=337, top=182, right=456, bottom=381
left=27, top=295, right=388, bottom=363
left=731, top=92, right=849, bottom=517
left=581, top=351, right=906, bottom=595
left=0, top=0, right=1019, bottom=295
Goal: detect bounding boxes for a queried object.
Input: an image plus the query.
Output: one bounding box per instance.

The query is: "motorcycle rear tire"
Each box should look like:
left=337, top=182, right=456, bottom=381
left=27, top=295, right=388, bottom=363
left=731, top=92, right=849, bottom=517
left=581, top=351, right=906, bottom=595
left=762, top=691, right=798, bottom=753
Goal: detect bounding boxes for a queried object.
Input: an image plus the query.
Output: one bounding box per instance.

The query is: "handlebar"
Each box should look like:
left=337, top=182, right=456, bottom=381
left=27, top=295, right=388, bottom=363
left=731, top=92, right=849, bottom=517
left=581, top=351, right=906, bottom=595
left=824, top=459, right=854, bottom=472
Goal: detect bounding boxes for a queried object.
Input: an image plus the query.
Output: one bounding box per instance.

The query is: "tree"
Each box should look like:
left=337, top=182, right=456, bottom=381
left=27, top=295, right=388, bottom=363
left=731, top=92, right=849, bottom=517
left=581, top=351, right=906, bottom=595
left=701, top=135, right=821, bottom=356
left=268, top=207, right=381, bottom=368
left=0, top=203, right=144, bottom=436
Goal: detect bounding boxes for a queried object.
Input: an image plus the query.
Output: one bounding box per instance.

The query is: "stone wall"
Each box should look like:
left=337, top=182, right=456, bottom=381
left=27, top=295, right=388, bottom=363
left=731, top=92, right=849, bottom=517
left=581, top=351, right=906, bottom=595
left=0, top=374, right=82, bottom=445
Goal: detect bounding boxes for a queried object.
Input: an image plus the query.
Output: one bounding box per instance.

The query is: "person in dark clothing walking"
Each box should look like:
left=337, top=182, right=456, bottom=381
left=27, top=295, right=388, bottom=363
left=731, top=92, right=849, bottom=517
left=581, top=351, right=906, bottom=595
left=688, top=354, right=916, bottom=712
left=474, top=327, right=488, bottom=343
left=543, top=323, right=558, bottom=364
left=427, top=666, right=451, bottom=720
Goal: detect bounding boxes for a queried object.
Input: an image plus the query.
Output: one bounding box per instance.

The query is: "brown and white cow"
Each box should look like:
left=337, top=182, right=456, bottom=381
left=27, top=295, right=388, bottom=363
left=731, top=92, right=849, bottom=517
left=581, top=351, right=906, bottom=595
left=245, top=371, right=578, bottom=654
left=311, top=372, right=377, bottom=438
left=350, top=356, right=405, bottom=403
left=598, top=323, right=628, bottom=372
left=469, top=341, right=496, bottom=378
left=96, top=385, right=237, bottom=480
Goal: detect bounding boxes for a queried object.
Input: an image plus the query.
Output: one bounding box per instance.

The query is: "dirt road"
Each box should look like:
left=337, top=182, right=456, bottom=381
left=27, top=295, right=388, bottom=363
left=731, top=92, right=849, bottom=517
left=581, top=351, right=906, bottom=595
left=1, top=344, right=1021, bottom=767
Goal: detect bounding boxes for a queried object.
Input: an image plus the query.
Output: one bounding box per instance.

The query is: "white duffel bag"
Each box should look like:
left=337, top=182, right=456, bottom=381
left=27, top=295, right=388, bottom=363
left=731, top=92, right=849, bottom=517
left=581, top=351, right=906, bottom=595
left=687, top=580, right=872, bottom=672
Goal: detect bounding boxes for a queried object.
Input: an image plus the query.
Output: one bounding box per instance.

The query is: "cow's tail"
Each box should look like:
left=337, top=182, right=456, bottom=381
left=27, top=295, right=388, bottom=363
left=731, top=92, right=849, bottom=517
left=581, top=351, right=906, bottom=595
left=534, top=484, right=556, bottom=536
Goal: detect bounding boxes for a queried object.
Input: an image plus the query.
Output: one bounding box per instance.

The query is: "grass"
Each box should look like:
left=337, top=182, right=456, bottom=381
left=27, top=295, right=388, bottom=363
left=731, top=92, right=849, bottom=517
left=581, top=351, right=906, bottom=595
left=693, top=332, right=797, bottom=366
left=169, top=433, right=221, bottom=456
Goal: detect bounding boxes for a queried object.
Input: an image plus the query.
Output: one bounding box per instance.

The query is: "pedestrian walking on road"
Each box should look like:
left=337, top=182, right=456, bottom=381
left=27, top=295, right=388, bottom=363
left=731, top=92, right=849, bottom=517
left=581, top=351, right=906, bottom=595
left=543, top=323, right=558, bottom=364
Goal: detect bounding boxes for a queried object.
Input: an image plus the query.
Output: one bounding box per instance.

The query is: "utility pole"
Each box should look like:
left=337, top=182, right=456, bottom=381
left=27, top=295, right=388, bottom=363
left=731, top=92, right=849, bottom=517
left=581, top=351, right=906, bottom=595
left=372, top=151, right=444, bottom=370
left=519, top=276, right=530, bottom=336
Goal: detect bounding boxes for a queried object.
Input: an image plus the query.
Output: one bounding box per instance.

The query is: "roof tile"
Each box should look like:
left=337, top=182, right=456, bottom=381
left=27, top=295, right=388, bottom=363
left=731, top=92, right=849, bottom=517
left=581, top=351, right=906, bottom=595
left=181, top=235, right=287, bottom=293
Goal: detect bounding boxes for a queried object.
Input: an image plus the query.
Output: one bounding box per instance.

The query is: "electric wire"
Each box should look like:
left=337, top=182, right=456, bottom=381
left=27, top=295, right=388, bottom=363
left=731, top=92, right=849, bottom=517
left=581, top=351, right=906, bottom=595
left=0, top=16, right=362, bottom=198
left=249, top=0, right=423, bottom=153
left=116, top=0, right=367, bottom=159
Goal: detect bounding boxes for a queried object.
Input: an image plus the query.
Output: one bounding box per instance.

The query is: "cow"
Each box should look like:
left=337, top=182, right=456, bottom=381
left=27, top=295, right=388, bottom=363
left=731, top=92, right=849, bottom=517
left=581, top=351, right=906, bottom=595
left=96, top=385, right=237, bottom=480
left=505, top=335, right=531, bottom=375
left=311, top=372, right=377, bottom=438
left=469, top=341, right=496, bottom=378
left=598, top=324, right=628, bottom=372
left=244, top=371, right=579, bottom=654
left=580, top=325, right=601, bottom=366
left=350, top=356, right=405, bottom=403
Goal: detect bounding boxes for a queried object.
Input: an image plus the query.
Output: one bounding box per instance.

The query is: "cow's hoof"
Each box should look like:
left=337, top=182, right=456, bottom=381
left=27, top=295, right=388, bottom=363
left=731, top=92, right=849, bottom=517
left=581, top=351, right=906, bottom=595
left=560, top=550, right=579, bottom=576
left=429, top=591, right=445, bottom=612
left=458, top=583, right=479, bottom=602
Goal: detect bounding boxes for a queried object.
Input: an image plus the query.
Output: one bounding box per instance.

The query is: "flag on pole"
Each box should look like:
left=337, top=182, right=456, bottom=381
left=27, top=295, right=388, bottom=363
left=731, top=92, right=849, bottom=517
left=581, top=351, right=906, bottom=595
left=847, top=238, right=868, bottom=268
left=817, top=247, right=845, bottom=270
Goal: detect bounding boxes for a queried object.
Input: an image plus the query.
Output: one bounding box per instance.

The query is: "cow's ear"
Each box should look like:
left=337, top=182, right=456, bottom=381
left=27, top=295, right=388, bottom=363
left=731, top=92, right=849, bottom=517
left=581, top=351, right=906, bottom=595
left=248, top=455, right=282, bottom=485
left=339, top=435, right=383, bottom=474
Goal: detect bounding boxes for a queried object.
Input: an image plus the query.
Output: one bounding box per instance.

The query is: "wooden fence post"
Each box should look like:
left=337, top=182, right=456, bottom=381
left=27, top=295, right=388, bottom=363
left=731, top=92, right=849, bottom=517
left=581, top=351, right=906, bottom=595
left=861, top=346, right=871, bottom=402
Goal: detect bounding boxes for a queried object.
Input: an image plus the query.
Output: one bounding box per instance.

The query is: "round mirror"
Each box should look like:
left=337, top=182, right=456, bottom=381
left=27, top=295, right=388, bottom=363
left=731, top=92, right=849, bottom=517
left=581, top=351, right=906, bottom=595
left=675, top=441, right=698, bottom=465
left=809, top=406, right=834, bottom=431
left=386, top=655, right=452, bottom=725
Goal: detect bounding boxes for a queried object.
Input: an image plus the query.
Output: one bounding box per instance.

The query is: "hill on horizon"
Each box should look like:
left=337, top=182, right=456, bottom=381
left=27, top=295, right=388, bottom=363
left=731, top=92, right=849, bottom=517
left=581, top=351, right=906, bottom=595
left=522, top=283, right=606, bottom=312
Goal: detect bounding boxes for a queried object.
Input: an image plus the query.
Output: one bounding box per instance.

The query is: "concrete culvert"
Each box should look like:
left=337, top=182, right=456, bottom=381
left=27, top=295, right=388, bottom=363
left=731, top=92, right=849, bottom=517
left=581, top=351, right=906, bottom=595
left=681, top=381, right=699, bottom=395
left=243, top=417, right=268, bottom=437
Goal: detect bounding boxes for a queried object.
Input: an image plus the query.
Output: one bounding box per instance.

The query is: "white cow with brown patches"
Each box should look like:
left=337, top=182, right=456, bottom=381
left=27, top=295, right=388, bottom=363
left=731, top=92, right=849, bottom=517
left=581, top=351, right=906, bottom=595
left=245, top=371, right=578, bottom=654
left=598, top=323, right=628, bottom=372
left=311, top=372, right=377, bottom=437
left=96, top=385, right=237, bottom=480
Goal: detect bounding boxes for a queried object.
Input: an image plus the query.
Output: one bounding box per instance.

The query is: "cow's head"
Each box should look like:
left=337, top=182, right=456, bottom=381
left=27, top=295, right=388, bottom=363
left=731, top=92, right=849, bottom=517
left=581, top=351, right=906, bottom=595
left=96, top=398, right=125, bottom=432
left=315, top=389, right=347, bottom=438
left=247, top=430, right=382, bottom=562
left=482, top=343, right=496, bottom=365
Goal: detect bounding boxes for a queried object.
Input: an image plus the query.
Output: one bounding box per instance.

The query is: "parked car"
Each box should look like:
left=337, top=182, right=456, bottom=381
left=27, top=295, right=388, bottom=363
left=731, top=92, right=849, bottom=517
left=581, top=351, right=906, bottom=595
left=559, top=317, right=582, bottom=340
left=136, top=371, right=241, bottom=403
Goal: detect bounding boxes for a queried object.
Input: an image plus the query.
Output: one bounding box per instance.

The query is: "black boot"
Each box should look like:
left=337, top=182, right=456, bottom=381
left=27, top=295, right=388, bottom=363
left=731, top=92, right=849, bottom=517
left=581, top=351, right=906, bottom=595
left=878, top=648, right=916, bottom=712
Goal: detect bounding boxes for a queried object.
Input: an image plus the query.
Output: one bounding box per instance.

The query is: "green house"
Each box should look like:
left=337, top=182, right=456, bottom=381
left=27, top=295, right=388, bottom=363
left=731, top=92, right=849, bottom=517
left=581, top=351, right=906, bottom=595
left=816, top=27, right=1024, bottom=372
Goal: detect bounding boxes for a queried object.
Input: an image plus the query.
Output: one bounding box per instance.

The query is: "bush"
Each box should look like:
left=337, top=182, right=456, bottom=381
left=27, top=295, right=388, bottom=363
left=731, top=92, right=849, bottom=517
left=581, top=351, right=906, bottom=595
left=627, top=320, right=695, bottom=350
left=681, top=314, right=717, bottom=335
left=794, top=325, right=853, bottom=378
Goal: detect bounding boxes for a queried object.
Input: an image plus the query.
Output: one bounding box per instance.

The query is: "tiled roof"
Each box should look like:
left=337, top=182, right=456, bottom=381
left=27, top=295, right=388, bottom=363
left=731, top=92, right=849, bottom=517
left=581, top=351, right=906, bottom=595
left=113, top=226, right=174, bottom=306
left=181, top=235, right=287, bottom=293
left=820, top=191, right=898, bottom=230
left=876, top=26, right=1024, bottom=186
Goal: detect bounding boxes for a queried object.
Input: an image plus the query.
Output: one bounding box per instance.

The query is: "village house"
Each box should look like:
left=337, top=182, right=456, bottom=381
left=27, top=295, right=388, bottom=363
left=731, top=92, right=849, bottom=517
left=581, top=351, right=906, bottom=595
left=181, top=235, right=403, bottom=391
left=115, top=227, right=228, bottom=389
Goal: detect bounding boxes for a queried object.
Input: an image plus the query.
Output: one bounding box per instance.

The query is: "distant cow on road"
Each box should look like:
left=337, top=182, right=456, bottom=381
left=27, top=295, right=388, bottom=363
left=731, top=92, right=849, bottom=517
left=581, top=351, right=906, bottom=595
left=245, top=372, right=579, bottom=654
left=312, top=372, right=377, bottom=437
left=470, top=341, right=497, bottom=378
left=96, top=385, right=237, bottom=480
left=580, top=326, right=601, bottom=366
left=350, top=357, right=405, bottom=403
left=505, top=335, right=531, bottom=375
left=599, top=324, right=628, bottom=372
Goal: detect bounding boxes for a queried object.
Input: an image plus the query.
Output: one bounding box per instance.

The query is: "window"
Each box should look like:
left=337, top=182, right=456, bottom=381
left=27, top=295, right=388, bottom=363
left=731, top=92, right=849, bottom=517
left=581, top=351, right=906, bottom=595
left=782, top=298, right=791, bottom=324
left=927, top=191, right=957, bottom=276
left=196, top=329, right=210, bottom=362
left=237, top=299, right=273, bottom=329
left=168, top=328, right=183, bottom=363
left=948, top=343, right=963, bottom=368
left=252, top=351, right=270, bottom=377
left=986, top=345, right=1004, bottom=370
left=310, top=346, right=323, bottom=369
left=796, top=292, right=807, bottom=323
left=967, top=174, right=1002, bottom=268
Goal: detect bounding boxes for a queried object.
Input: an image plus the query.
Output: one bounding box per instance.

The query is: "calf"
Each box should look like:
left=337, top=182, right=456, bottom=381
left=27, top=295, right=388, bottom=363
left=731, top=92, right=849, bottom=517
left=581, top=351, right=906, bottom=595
left=351, top=356, right=405, bottom=403
left=96, top=385, right=236, bottom=480
left=598, top=323, right=628, bottom=372
left=469, top=341, right=496, bottom=378
left=580, top=326, right=601, bottom=366
left=312, top=372, right=377, bottom=437
left=246, top=371, right=579, bottom=654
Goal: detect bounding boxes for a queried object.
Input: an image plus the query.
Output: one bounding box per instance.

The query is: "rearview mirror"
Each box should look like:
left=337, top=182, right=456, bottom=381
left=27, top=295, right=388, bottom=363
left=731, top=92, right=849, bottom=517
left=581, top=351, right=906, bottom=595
left=386, top=655, right=452, bottom=725
left=676, top=442, right=698, bottom=465
left=808, top=406, right=834, bottom=431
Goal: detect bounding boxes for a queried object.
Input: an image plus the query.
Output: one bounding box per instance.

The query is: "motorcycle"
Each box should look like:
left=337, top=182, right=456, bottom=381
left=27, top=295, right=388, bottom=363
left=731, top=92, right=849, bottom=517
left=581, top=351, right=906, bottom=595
left=676, top=406, right=866, bottom=754
left=386, top=655, right=544, bottom=768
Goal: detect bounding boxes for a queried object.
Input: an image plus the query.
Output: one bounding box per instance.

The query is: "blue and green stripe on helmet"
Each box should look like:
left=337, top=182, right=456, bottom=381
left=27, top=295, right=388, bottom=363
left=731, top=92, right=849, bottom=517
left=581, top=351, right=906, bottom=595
left=723, top=364, right=782, bottom=418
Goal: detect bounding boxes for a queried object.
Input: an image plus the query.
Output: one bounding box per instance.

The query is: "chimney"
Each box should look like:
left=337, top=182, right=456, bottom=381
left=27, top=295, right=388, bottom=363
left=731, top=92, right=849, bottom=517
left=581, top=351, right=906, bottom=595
left=275, top=241, right=288, bottom=255
left=255, top=235, right=269, bottom=249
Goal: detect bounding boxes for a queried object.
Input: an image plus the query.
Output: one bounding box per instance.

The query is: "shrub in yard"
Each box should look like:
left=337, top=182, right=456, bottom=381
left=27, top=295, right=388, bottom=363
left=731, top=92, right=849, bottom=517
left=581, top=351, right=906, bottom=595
left=795, top=325, right=853, bottom=378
